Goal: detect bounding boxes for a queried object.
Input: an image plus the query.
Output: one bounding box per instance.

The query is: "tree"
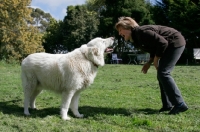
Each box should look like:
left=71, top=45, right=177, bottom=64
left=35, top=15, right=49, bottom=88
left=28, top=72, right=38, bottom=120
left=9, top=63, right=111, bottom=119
left=151, top=0, right=171, bottom=25
left=42, top=18, right=65, bottom=53
left=62, top=5, right=99, bottom=51
left=30, top=8, right=53, bottom=32
left=168, top=0, right=200, bottom=48
left=85, top=0, right=106, bottom=13
left=0, top=0, right=44, bottom=61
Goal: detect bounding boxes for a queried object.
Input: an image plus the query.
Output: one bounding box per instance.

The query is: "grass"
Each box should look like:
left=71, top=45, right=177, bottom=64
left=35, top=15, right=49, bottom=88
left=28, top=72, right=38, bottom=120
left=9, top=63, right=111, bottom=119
left=0, top=61, right=200, bottom=132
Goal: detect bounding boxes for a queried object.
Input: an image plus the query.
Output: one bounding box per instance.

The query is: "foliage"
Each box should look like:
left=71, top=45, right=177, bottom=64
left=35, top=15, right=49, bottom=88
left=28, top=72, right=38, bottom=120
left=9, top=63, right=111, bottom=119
left=0, top=62, right=200, bottom=131
left=42, top=18, right=65, bottom=53
left=62, top=5, right=99, bottom=51
left=0, top=0, right=44, bottom=62
left=30, top=8, right=53, bottom=32
left=42, top=5, right=100, bottom=53
left=85, top=0, right=106, bottom=13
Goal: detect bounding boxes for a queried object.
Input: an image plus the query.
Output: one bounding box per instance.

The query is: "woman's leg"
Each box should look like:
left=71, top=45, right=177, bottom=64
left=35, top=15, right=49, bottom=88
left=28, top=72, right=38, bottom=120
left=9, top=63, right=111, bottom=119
left=158, top=81, right=173, bottom=108
left=157, top=46, right=185, bottom=106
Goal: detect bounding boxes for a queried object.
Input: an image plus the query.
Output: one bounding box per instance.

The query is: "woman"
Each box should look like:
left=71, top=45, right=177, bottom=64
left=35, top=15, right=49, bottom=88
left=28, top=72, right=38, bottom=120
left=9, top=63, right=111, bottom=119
left=115, top=17, right=188, bottom=114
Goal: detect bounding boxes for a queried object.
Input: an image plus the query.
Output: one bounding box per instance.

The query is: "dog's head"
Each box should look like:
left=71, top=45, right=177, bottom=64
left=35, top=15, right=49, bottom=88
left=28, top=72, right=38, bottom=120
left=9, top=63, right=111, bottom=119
left=80, top=37, right=115, bottom=67
left=87, top=37, right=115, bottom=54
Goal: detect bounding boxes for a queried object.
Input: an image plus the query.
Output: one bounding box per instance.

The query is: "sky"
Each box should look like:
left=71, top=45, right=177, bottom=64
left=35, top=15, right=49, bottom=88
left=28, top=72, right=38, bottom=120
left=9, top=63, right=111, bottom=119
left=31, top=0, right=86, bottom=21
left=31, top=0, right=157, bottom=21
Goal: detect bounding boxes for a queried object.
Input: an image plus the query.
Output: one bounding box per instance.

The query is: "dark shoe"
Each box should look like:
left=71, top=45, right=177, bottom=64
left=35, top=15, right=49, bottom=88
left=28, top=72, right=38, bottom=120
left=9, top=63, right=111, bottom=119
left=168, top=102, right=188, bottom=115
left=159, top=107, right=172, bottom=113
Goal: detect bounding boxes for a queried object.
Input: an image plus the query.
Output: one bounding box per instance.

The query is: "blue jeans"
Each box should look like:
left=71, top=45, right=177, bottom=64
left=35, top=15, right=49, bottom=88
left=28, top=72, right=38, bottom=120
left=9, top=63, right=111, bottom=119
left=157, top=45, right=185, bottom=107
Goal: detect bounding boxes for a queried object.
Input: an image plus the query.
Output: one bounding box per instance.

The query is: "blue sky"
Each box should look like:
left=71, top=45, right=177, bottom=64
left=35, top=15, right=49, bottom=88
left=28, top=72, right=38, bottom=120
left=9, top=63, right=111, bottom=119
left=31, top=0, right=157, bottom=21
left=31, top=0, right=86, bottom=20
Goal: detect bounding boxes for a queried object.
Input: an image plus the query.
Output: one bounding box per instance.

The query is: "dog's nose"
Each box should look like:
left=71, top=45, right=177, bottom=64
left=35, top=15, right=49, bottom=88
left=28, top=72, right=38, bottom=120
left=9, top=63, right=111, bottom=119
left=110, top=37, right=115, bottom=40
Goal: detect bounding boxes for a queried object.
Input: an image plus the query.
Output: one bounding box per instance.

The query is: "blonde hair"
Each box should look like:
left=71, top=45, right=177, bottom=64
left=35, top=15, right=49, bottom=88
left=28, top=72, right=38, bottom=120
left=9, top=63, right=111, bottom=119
left=115, top=17, right=139, bottom=31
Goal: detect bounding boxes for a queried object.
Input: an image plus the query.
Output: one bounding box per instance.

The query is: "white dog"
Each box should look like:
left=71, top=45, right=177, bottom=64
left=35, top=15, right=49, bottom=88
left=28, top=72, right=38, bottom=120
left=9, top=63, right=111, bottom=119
left=21, top=37, right=114, bottom=120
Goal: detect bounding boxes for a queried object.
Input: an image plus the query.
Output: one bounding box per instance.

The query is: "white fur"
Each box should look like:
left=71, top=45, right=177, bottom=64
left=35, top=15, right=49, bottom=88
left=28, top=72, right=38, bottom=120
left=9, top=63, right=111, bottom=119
left=21, top=37, right=114, bottom=120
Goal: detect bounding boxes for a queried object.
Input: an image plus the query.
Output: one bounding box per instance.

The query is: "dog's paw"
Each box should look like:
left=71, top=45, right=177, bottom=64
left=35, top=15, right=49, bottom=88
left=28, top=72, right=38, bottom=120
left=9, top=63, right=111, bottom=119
left=62, top=116, right=71, bottom=121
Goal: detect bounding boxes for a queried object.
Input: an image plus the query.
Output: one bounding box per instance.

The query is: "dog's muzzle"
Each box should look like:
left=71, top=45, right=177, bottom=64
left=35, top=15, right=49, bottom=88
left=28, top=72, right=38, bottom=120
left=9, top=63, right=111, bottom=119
left=105, top=37, right=118, bottom=53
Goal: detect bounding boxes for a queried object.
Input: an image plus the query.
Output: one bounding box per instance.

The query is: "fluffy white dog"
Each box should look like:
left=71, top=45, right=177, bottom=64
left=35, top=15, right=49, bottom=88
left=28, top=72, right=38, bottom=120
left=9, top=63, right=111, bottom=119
left=21, top=37, right=114, bottom=120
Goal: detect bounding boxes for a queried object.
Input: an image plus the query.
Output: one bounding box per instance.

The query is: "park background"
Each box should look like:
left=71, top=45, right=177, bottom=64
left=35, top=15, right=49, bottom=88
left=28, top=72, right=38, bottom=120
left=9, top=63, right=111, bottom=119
left=0, top=0, right=200, bottom=64
left=0, top=0, right=200, bottom=131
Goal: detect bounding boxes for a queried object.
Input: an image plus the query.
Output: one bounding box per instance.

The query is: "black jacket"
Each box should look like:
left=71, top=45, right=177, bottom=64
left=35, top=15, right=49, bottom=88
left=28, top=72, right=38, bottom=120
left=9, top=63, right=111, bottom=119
left=131, top=25, right=186, bottom=58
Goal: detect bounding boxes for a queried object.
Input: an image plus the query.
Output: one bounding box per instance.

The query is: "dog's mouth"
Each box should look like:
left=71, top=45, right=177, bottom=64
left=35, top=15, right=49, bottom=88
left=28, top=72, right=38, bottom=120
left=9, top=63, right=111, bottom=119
left=105, top=48, right=113, bottom=53
left=105, top=38, right=118, bottom=53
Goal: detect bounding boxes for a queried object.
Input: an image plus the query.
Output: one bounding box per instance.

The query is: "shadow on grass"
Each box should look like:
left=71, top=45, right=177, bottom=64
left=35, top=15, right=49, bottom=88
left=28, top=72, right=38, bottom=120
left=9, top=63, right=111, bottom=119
left=0, top=99, right=59, bottom=118
left=0, top=99, right=24, bottom=116
left=0, top=100, right=131, bottom=118
left=0, top=100, right=159, bottom=119
left=78, top=106, right=132, bottom=118
left=26, top=106, right=132, bottom=118
left=131, top=108, right=159, bottom=115
left=74, top=107, right=160, bottom=118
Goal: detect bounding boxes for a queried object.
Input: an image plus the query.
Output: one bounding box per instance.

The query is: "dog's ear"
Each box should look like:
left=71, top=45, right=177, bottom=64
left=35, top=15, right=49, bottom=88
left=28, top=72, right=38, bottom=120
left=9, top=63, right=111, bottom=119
left=91, top=47, right=100, bottom=56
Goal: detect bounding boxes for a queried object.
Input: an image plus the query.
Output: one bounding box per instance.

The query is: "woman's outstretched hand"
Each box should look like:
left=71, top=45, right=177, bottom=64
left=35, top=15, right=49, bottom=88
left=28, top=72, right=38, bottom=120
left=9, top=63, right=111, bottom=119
left=141, top=62, right=151, bottom=74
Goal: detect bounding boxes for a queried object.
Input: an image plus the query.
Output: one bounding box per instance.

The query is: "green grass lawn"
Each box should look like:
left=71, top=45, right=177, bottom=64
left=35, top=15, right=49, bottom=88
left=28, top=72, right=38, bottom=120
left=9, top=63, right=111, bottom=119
left=0, top=61, right=200, bottom=132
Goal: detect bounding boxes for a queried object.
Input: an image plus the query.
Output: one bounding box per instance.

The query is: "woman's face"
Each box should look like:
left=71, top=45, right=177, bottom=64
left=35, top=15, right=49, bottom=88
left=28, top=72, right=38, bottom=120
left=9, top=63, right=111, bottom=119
left=118, top=26, right=132, bottom=41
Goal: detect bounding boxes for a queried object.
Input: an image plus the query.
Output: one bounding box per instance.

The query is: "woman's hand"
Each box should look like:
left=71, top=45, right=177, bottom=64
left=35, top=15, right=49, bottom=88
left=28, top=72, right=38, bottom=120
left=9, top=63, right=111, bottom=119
left=153, top=56, right=161, bottom=70
left=141, top=62, right=151, bottom=74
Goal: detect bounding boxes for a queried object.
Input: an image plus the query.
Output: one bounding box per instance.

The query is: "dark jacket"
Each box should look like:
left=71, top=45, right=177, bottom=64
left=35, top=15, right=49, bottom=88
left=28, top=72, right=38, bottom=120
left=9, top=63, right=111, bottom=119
left=131, top=25, right=186, bottom=58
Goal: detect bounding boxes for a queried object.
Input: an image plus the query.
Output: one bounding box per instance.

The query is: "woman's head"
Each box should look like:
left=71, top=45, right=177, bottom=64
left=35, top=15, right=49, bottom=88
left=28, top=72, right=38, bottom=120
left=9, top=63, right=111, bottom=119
left=115, top=17, right=139, bottom=31
left=115, top=17, right=139, bottom=41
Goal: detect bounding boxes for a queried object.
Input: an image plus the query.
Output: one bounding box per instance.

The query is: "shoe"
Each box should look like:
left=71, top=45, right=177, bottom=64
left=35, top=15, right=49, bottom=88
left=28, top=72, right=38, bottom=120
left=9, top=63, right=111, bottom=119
left=159, top=107, right=172, bottom=113
left=168, top=102, right=188, bottom=115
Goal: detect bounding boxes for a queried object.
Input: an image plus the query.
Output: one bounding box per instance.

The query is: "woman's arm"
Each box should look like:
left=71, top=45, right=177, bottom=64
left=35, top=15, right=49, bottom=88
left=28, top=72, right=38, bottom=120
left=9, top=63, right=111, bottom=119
left=153, top=56, right=161, bottom=70
left=141, top=57, right=153, bottom=74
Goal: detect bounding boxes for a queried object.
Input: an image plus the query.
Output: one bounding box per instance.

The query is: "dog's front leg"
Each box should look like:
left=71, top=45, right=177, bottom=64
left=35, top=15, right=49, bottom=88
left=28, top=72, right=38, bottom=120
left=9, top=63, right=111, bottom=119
left=70, top=90, right=84, bottom=118
left=60, top=90, right=75, bottom=120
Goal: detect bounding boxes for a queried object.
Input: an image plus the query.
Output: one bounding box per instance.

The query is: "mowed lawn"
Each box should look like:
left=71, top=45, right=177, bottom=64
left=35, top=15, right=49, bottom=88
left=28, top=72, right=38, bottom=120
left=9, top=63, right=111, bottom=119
left=0, top=61, right=200, bottom=132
